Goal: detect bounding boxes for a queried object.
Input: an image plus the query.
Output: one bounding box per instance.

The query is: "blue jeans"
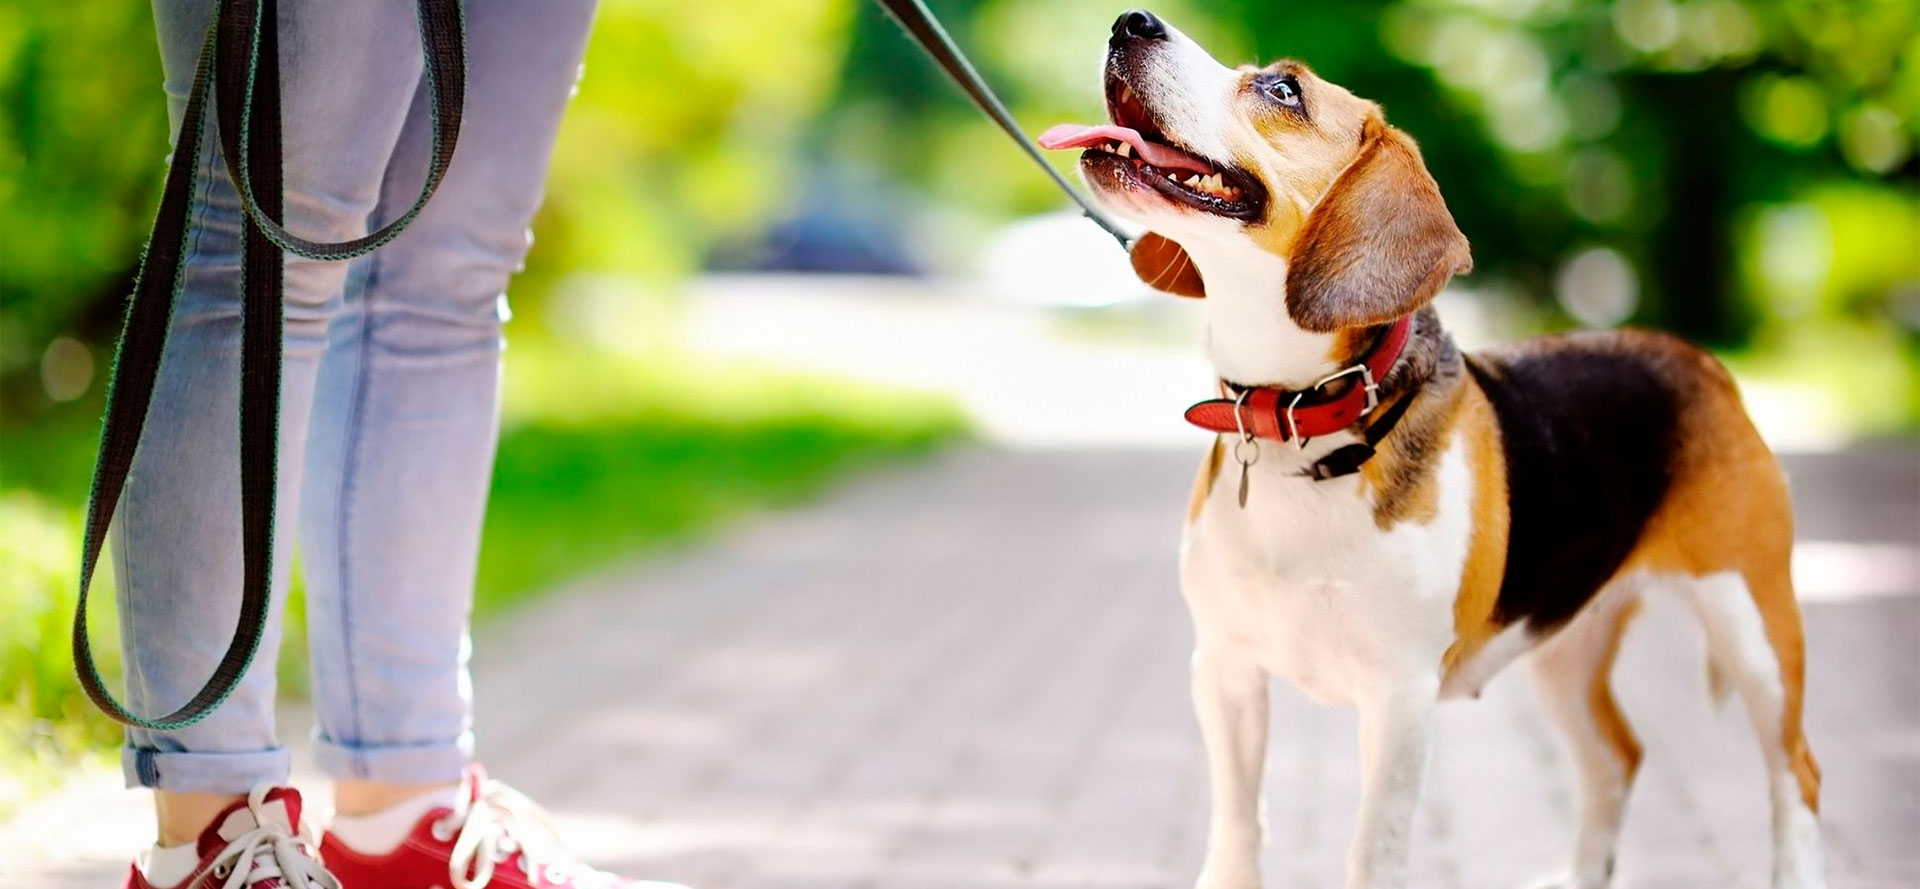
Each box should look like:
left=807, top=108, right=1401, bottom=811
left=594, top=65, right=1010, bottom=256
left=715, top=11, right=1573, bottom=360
left=118, top=0, right=596, bottom=792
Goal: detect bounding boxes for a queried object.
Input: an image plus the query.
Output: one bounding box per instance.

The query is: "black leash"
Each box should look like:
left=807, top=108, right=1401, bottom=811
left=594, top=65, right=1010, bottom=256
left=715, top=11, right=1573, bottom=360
left=73, top=0, right=467, bottom=731
left=872, top=0, right=1135, bottom=251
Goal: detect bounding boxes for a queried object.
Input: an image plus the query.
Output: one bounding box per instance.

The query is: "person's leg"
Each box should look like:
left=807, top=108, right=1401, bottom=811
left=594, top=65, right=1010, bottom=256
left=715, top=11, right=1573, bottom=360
left=121, top=0, right=425, bottom=847
left=298, top=0, right=598, bottom=807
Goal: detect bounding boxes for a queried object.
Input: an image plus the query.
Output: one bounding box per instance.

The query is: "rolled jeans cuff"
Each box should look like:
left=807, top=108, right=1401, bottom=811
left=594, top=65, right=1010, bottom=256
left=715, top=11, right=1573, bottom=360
left=312, top=731, right=474, bottom=784
left=123, top=745, right=292, bottom=793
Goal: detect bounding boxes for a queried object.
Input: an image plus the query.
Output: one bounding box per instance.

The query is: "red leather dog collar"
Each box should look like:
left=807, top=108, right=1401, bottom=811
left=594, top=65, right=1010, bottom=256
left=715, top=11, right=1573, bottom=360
left=1185, top=315, right=1413, bottom=443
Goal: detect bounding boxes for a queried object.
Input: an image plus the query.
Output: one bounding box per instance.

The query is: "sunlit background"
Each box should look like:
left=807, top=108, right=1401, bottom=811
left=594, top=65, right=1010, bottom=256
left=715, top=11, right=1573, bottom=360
left=2, top=0, right=1917, bottom=882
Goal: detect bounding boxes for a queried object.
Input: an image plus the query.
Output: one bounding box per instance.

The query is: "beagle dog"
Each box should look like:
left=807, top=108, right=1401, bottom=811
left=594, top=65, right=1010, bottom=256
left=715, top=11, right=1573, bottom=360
left=1041, top=11, right=1823, bottom=889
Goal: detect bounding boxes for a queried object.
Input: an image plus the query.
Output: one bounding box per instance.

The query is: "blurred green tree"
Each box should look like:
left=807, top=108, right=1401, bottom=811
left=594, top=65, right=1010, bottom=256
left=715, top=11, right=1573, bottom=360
left=2, top=0, right=1914, bottom=410
left=0, top=2, right=167, bottom=394
left=0, top=0, right=856, bottom=410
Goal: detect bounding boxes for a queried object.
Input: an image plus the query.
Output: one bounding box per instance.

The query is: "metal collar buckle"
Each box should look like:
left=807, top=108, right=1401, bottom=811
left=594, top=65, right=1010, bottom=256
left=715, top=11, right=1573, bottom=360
left=1284, top=363, right=1380, bottom=449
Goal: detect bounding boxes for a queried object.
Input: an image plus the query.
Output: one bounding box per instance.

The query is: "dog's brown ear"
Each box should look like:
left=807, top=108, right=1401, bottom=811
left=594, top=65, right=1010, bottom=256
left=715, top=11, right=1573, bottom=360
left=1131, top=232, right=1206, bottom=298
left=1286, top=119, right=1471, bottom=332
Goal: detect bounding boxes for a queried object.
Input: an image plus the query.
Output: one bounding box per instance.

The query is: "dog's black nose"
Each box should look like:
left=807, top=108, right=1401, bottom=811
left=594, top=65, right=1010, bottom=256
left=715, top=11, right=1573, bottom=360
left=1112, top=9, right=1167, bottom=42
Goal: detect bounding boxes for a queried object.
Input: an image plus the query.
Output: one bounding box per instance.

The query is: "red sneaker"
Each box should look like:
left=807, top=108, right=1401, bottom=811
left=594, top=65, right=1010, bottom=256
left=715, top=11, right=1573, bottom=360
left=320, top=765, right=685, bottom=889
left=123, top=785, right=339, bottom=889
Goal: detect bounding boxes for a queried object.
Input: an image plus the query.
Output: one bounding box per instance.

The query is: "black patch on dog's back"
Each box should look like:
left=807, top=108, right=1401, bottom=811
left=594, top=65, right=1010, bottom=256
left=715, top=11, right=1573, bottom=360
left=1466, top=340, right=1683, bottom=632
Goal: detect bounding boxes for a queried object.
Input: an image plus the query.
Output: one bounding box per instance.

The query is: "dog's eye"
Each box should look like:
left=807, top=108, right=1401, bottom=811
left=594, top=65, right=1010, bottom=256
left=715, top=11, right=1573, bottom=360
left=1260, top=75, right=1302, bottom=108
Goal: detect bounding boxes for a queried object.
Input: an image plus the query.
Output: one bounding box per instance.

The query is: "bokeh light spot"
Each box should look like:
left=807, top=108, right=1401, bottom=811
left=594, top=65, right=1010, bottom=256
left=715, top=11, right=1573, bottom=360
left=1614, top=0, right=1680, bottom=53
left=40, top=337, right=94, bottom=402
left=1753, top=203, right=1835, bottom=318
left=1839, top=105, right=1912, bottom=174
left=1742, top=74, right=1831, bottom=149
left=1685, top=0, right=1760, bottom=61
left=1556, top=246, right=1639, bottom=327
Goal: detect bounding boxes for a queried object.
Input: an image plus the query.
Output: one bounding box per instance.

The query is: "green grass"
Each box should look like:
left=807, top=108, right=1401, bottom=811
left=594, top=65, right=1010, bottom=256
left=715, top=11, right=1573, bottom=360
left=0, top=491, right=120, bottom=804
left=0, top=339, right=964, bottom=809
left=476, top=338, right=965, bottom=613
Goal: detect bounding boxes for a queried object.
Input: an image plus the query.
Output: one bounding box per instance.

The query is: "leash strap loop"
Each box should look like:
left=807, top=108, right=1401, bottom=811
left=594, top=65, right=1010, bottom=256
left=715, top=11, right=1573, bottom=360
left=216, top=0, right=466, bottom=261
left=73, top=0, right=466, bottom=731
left=871, top=0, right=1134, bottom=251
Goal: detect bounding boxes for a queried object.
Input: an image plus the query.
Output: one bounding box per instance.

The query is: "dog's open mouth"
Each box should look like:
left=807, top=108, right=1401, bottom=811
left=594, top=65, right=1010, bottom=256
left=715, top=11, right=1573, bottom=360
left=1040, top=79, right=1265, bottom=220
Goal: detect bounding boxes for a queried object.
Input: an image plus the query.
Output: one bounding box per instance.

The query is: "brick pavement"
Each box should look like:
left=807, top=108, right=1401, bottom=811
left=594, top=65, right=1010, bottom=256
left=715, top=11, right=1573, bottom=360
left=4, top=447, right=1916, bottom=889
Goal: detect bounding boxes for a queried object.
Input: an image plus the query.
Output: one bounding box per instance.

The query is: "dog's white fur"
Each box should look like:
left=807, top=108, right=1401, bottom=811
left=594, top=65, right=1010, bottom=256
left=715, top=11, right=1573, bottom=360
left=1080, top=19, right=1826, bottom=889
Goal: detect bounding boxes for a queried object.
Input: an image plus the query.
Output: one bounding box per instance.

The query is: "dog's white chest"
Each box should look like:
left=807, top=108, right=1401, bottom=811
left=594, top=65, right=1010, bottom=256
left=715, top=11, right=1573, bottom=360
left=1180, top=438, right=1472, bottom=704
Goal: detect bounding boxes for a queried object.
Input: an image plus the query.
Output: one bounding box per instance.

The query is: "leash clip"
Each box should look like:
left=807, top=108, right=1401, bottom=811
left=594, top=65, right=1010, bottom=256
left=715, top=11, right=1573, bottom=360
left=1285, top=363, right=1379, bottom=450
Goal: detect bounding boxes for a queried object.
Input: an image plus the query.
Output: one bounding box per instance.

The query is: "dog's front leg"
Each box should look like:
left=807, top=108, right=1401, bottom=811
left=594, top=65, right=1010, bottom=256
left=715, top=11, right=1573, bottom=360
left=1347, top=681, right=1437, bottom=889
left=1192, top=644, right=1270, bottom=889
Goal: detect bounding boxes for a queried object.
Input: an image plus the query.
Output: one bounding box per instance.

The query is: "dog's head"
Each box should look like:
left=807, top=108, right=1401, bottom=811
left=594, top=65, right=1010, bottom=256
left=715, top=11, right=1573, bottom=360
left=1042, top=9, right=1471, bottom=333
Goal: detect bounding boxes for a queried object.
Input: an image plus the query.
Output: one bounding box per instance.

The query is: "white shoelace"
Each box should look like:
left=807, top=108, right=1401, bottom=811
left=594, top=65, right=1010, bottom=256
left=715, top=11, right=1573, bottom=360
left=435, top=779, right=615, bottom=889
left=196, top=786, right=341, bottom=889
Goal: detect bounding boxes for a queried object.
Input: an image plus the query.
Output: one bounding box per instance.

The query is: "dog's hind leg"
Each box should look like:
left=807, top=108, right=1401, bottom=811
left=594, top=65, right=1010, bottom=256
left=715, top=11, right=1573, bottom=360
left=1525, top=588, right=1643, bottom=889
left=1191, top=645, right=1270, bottom=889
left=1683, top=568, right=1826, bottom=889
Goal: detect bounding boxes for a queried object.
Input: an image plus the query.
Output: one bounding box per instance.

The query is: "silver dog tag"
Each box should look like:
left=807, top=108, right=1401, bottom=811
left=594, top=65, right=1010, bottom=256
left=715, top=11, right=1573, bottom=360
left=1232, top=437, right=1258, bottom=509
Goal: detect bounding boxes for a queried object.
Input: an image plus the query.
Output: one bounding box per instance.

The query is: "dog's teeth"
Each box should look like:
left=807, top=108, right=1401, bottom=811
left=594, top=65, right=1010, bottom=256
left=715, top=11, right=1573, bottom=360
left=1116, top=142, right=1132, bottom=157
left=1167, top=171, right=1179, bottom=180
left=1184, top=175, right=1201, bottom=187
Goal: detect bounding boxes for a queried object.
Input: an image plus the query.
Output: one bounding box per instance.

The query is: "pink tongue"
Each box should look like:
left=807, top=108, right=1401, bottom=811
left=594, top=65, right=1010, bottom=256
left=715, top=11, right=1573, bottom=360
left=1038, top=124, right=1214, bottom=174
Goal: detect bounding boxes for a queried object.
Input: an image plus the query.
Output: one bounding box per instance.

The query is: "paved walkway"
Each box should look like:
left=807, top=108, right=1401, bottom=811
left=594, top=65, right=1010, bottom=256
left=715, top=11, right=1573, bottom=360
left=5, top=445, right=1916, bottom=889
